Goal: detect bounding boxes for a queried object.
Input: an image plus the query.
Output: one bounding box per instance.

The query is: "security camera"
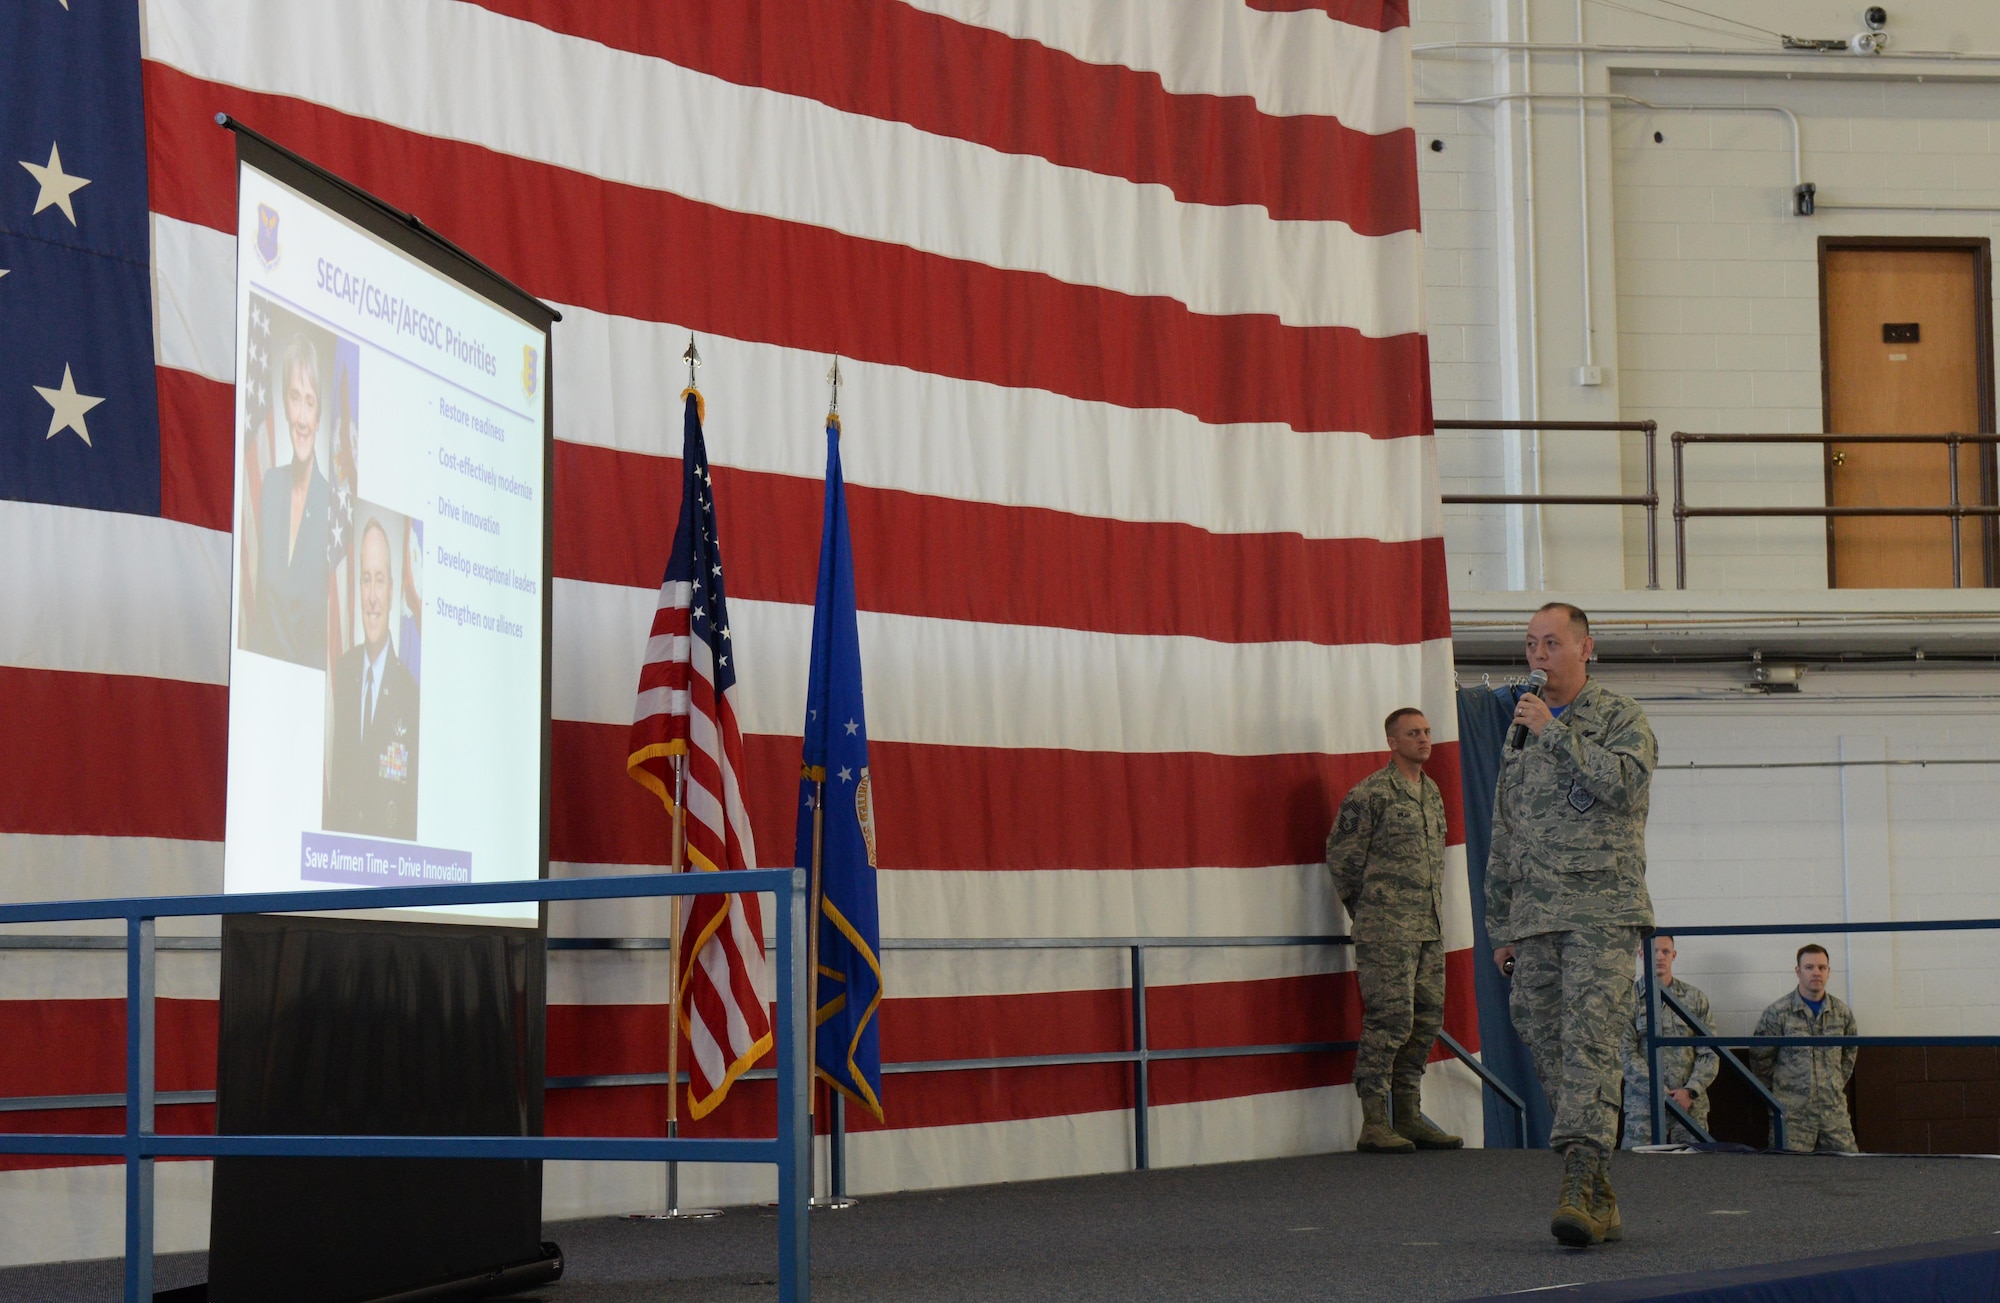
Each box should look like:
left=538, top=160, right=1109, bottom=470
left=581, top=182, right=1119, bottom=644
left=1863, top=6, right=1887, bottom=31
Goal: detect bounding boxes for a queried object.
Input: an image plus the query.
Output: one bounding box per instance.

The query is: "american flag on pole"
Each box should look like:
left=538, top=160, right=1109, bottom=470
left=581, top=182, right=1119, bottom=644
left=628, top=386, right=773, bottom=1120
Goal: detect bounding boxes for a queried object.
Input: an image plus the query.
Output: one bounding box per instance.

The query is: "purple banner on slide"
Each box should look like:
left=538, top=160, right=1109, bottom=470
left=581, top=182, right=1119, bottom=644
left=301, top=831, right=473, bottom=886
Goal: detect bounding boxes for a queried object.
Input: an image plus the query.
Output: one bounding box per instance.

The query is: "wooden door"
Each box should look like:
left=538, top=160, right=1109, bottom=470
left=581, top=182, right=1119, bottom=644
left=1822, top=244, right=1993, bottom=587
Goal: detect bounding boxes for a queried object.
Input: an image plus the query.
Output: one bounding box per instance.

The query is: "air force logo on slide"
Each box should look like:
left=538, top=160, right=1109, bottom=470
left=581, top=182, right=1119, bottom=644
left=522, top=345, right=539, bottom=398
left=255, top=204, right=281, bottom=270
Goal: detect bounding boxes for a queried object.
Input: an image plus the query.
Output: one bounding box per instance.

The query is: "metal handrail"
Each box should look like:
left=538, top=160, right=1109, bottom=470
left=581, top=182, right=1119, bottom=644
left=1439, top=1029, right=1528, bottom=1149
left=1643, top=916, right=2000, bottom=1153
left=0, top=930, right=1534, bottom=1190
left=1651, top=984, right=1784, bottom=1149
left=0, top=873, right=814, bottom=1303
left=1436, top=419, right=1661, bottom=590
left=1672, top=431, right=2000, bottom=589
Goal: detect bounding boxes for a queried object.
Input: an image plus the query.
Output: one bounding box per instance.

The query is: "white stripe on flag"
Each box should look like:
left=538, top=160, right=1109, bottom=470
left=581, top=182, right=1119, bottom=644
left=895, top=0, right=1414, bottom=131
left=143, top=0, right=1421, bottom=334
left=150, top=219, right=1441, bottom=545
left=559, top=580, right=1461, bottom=755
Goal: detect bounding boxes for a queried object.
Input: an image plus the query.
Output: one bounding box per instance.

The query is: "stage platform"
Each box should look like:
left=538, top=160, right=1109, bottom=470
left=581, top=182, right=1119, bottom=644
left=4, top=1149, right=1997, bottom=1302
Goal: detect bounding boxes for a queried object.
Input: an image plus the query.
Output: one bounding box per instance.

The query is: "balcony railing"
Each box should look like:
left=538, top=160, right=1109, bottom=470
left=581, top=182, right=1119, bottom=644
left=1672, top=431, right=2000, bottom=590
left=1437, top=420, right=1661, bottom=590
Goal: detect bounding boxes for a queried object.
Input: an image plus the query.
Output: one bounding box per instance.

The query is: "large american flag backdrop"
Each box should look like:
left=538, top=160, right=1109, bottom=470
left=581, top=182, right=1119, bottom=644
left=0, top=0, right=1476, bottom=1263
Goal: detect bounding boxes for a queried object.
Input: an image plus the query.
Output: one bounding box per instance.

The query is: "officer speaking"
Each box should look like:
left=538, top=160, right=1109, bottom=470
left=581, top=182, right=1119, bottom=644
left=1487, top=602, right=1657, bottom=1248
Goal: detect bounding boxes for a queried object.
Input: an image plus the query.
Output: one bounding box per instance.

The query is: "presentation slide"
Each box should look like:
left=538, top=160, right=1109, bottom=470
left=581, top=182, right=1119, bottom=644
left=223, top=160, right=547, bottom=925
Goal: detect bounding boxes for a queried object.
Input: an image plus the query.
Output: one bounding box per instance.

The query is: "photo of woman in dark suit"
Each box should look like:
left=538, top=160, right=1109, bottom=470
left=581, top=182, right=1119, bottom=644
left=250, top=333, right=331, bottom=668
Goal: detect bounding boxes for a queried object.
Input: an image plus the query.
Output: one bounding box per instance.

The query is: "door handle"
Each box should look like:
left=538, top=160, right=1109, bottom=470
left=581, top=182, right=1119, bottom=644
left=1831, top=450, right=1848, bottom=467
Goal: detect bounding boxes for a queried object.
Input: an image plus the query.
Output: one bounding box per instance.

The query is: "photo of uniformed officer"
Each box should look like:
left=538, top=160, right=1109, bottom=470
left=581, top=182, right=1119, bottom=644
left=324, top=509, right=423, bottom=840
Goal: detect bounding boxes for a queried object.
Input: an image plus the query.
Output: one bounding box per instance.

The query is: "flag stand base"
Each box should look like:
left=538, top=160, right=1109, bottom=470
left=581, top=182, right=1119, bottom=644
left=810, top=1196, right=859, bottom=1211
left=626, top=1124, right=722, bottom=1220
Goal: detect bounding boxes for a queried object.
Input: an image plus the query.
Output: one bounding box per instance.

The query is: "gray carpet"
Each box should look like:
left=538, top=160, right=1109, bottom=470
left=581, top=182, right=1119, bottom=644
left=5, top=1149, right=1998, bottom=1302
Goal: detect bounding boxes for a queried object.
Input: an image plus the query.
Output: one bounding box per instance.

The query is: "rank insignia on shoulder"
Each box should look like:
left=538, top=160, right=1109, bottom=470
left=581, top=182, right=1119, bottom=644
left=1338, top=804, right=1361, bottom=834
left=1566, top=780, right=1596, bottom=813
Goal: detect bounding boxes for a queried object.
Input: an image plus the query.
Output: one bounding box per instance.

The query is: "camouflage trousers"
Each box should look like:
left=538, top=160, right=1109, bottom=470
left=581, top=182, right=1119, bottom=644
left=1510, top=925, right=1640, bottom=1158
left=1620, top=1084, right=1711, bottom=1147
left=1774, top=1100, right=1858, bottom=1154
left=1352, top=939, right=1446, bottom=1100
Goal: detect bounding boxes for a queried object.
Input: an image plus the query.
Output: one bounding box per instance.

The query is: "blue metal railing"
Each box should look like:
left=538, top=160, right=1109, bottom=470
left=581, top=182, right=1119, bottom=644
left=0, top=871, right=813, bottom=1303
left=0, top=930, right=1532, bottom=1209
left=1643, top=916, right=2000, bottom=1151
left=1646, top=983, right=1784, bottom=1147
left=862, top=935, right=1526, bottom=1172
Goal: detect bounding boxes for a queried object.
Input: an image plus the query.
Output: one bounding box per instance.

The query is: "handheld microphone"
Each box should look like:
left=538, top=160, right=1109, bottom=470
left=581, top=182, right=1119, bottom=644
left=1508, top=669, right=1548, bottom=751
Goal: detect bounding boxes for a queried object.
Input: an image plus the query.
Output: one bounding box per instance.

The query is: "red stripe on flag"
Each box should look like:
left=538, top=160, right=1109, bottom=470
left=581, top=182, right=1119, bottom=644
left=0, top=998, right=221, bottom=1174
left=0, top=669, right=226, bottom=842
left=0, top=952, right=1477, bottom=1170
left=149, top=393, right=1453, bottom=648
left=158, top=366, right=233, bottom=535
left=465, top=0, right=1419, bottom=231
left=142, top=65, right=1431, bottom=438
left=554, top=441, right=1452, bottom=648
left=1243, top=0, right=1411, bottom=30
left=0, top=676, right=1466, bottom=869
left=555, top=719, right=1466, bottom=871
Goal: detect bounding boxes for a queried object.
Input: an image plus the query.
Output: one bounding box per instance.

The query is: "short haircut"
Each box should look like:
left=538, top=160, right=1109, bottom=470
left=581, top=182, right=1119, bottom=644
left=279, top=334, right=324, bottom=404
left=1535, top=601, right=1591, bottom=637
left=1796, top=943, right=1829, bottom=965
left=359, top=517, right=391, bottom=565
left=1384, top=706, right=1426, bottom=734
left=1652, top=933, right=1674, bottom=947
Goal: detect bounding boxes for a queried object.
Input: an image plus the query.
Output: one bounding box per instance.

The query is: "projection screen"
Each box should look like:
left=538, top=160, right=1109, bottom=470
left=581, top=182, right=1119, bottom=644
left=222, top=148, right=552, bottom=926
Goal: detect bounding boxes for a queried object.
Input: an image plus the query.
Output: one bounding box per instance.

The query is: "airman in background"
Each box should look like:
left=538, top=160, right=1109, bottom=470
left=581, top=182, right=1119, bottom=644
left=1621, top=934, right=1719, bottom=1146
left=1744, top=944, right=1860, bottom=1154
left=1327, top=707, right=1460, bottom=1154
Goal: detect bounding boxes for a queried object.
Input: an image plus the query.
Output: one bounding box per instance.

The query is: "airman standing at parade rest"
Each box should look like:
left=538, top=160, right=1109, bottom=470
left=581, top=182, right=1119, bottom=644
left=1621, top=934, right=1720, bottom=1147
left=1744, top=944, right=1861, bottom=1154
left=1327, top=707, right=1462, bottom=1154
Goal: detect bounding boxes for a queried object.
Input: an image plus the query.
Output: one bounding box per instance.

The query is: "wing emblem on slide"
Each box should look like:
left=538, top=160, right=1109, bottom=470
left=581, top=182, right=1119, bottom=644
left=255, top=204, right=280, bottom=270
left=522, top=345, right=539, bottom=398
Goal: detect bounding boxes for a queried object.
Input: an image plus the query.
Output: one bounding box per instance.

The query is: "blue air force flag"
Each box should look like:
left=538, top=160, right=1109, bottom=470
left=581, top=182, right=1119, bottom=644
left=1, top=0, right=161, bottom=513
left=796, top=414, right=884, bottom=1119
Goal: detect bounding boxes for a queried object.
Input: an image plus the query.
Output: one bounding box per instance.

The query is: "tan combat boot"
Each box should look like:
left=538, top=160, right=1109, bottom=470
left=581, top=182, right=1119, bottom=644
left=1591, top=1152, right=1623, bottom=1242
left=1392, top=1090, right=1464, bottom=1149
left=1357, top=1094, right=1415, bottom=1153
left=1550, top=1148, right=1606, bottom=1247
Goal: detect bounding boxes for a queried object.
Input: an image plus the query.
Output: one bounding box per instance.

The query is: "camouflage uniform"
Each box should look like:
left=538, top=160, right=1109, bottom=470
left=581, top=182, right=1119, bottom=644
left=1743, top=989, right=1859, bottom=1153
left=1326, top=764, right=1449, bottom=1101
left=1619, top=977, right=1719, bottom=1146
left=1487, top=677, right=1657, bottom=1159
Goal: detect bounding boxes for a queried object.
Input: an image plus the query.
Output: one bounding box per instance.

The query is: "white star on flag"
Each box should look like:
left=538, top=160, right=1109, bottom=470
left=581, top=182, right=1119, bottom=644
left=35, top=364, right=105, bottom=445
left=845, top=719, right=859, bottom=735
left=20, top=142, right=91, bottom=225
left=838, top=766, right=854, bottom=783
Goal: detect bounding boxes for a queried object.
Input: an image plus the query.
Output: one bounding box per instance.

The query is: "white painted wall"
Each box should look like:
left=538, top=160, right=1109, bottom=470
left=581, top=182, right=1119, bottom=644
left=1593, top=662, right=2000, bottom=1038
left=1413, top=0, right=2000, bottom=592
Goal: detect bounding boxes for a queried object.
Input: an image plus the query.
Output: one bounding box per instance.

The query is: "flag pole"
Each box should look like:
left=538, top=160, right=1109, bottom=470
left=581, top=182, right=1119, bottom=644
left=632, top=346, right=718, bottom=1222
left=809, top=775, right=824, bottom=1121
left=811, top=360, right=838, bottom=1122
left=668, top=754, right=685, bottom=1133
left=807, top=364, right=860, bottom=1211
left=633, top=742, right=715, bottom=1221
